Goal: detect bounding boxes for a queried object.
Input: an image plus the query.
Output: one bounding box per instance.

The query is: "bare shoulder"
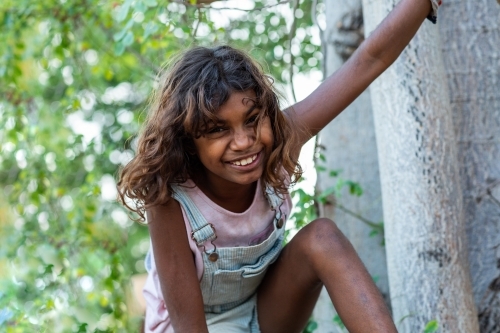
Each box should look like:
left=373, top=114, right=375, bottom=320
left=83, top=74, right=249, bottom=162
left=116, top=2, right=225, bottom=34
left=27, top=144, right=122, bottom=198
left=147, top=196, right=183, bottom=227
left=147, top=197, right=188, bottom=251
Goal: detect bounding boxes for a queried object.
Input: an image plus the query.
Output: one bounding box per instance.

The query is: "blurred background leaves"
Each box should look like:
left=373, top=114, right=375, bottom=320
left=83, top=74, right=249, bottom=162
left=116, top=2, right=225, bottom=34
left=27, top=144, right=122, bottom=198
left=0, top=0, right=322, bottom=331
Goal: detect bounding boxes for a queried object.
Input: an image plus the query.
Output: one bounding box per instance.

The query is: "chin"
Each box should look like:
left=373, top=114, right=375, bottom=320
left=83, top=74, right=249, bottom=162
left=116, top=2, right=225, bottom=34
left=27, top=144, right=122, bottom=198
left=232, top=172, right=263, bottom=185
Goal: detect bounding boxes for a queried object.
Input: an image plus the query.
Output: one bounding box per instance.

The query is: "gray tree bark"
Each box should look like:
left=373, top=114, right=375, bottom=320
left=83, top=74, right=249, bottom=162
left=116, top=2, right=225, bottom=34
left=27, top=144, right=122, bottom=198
left=439, top=1, right=500, bottom=331
left=361, top=0, right=479, bottom=332
left=313, top=0, right=389, bottom=331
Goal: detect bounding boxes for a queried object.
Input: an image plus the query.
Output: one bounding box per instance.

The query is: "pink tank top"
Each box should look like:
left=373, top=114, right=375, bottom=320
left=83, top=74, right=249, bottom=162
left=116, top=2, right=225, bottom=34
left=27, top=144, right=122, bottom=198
left=143, top=179, right=292, bottom=332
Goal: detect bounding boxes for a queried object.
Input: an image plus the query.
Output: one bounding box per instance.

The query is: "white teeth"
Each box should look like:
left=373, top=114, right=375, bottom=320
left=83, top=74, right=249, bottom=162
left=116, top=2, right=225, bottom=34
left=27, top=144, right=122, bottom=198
left=231, top=154, right=257, bottom=166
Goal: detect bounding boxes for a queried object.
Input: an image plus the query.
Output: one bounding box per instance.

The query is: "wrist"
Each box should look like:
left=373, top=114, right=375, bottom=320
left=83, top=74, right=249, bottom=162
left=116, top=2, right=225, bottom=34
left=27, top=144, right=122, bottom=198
left=427, top=0, right=442, bottom=24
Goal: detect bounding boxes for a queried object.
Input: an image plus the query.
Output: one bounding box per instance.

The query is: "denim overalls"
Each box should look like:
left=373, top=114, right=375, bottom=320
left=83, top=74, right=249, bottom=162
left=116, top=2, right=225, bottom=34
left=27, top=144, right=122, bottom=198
left=145, top=184, right=286, bottom=332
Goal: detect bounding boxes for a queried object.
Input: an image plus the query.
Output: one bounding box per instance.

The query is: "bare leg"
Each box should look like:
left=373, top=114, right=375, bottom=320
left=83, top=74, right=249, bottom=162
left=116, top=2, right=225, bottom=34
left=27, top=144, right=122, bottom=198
left=257, top=218, right=397, bottom=333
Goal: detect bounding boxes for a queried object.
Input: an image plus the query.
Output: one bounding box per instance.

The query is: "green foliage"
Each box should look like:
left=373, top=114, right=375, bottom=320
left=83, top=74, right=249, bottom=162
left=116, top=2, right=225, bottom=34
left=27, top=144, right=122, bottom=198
left=291, top=186, right=318, bottom=228
left=0, top=0, right=322, bottom=331
left=316, top=169, right=363, bottom=203
left=424, top=320, right=439, bottom=333
left=303, top=319, right=318, bottom=333
left=333, top=314, right=345, bottom=329
left=290, top=164, right=384, bottom=244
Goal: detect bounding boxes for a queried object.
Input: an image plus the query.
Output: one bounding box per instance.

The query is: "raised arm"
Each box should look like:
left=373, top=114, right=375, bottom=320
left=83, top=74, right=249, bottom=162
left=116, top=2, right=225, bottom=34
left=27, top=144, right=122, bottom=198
left=288, top=0, right=433, bottom=145
left=147, top=200, right=209, bottom=333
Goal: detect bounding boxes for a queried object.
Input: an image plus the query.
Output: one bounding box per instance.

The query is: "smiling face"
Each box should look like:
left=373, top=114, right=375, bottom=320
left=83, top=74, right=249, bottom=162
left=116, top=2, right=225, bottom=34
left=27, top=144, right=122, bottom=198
left=192, top=90, right=274, bottom=191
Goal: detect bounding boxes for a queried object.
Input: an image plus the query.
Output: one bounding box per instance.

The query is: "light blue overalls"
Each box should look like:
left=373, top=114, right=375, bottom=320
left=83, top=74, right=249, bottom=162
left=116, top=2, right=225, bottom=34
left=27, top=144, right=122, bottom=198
left=146, top=184, right=286, bottom=332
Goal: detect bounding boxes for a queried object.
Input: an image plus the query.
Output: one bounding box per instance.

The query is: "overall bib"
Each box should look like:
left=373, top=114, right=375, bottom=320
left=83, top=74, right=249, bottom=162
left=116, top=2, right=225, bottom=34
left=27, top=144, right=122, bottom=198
left=169, top=184, right=286, bottom=332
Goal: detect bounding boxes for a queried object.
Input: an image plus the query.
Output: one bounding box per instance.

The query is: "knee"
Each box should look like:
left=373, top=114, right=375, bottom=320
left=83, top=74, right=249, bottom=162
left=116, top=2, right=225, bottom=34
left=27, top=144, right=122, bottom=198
left=296, top=218, right=353, bottom=259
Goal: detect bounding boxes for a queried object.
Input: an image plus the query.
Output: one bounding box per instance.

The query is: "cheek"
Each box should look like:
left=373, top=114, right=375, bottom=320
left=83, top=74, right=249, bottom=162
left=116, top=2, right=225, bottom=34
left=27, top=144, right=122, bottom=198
left=193, top=140, right=209, bottom=163
left=193, top=139, right=226, bottom=164
left=260, top=120, right=274, bottom=148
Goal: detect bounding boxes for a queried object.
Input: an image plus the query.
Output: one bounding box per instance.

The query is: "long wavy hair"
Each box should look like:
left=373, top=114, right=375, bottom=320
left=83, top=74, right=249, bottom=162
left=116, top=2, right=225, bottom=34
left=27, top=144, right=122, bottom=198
left=117, top=45, right=303, bottom=221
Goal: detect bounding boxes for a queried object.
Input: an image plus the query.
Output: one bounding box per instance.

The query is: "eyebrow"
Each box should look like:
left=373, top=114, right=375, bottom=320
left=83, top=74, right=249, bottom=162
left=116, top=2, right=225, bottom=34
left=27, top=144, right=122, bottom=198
left=245, top=105, right=257, bottom=117
left=213, top=105, right=258, bottom=124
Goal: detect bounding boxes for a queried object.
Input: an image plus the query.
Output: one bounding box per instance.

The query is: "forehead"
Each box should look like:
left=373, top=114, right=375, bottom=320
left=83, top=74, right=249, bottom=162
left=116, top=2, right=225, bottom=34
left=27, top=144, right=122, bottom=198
left=214, top=90, right=258, bottom=118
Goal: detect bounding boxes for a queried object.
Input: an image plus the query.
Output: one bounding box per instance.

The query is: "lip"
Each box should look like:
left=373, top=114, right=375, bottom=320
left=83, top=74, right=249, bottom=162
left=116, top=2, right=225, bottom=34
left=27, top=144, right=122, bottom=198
left=225, top=150, right=262, bottom=170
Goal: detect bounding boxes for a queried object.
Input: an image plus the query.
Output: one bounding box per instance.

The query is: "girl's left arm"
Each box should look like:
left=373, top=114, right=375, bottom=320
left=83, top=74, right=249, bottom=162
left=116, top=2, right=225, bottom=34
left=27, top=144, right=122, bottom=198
left=288, top=0, right=433, bottom=145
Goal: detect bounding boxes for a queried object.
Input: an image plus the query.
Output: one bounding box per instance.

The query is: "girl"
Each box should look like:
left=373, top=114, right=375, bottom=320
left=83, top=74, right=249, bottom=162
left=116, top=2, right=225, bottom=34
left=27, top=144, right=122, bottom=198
left=118, top=0, right=440, bottom=331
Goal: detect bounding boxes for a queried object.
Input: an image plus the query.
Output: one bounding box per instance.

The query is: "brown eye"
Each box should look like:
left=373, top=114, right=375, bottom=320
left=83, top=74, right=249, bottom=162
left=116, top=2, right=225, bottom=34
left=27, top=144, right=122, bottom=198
left=246, top=115, right=258, bottom=125
left=207, top=126, right=225, bottom=134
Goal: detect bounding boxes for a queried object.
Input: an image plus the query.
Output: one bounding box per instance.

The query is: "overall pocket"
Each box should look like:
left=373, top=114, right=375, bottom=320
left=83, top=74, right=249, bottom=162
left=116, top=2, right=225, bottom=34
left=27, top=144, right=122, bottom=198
left=205, top=233, right=285, bottom=306
left=239, top=237, right=283, bottom=300
left=207, top=269, right=243, bottom=305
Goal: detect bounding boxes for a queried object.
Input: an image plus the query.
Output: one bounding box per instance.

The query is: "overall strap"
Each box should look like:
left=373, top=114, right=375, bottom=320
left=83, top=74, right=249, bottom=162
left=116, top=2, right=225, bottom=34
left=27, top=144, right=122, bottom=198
left=171, top=184, right=217, bottom=247
left=264, top=185, right=283, bottom=210
left=264, top=185, right=285, bottom=225
left=171, top=183, right=284, bottom=246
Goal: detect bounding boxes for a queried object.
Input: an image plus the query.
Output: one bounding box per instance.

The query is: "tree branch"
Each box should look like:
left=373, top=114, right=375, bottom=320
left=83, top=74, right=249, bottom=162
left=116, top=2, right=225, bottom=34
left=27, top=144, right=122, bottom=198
left=171, top=0, right=292, bottom=12
left=311, top=0, right=324, bottom=32
left=335, top=202, right=384, bottom=231
left=288, top=0, right=300, bottom=103
left=486, top=188, right=500, bottom=208
left=192, top=7, right=202, bottom=40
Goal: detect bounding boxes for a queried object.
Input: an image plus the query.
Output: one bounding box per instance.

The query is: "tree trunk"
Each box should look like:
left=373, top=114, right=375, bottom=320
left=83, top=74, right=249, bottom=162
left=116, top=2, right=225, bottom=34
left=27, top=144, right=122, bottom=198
left=440, top=1, right=500, bottom=331
left=361, top=0, right=479, bottom=332
left=313, top=0, right=390, bottom=331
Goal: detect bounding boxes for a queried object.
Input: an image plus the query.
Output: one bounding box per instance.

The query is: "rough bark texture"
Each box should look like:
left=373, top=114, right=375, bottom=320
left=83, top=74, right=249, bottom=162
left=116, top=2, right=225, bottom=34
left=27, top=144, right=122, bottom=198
left=361, top=0, right=479, bottom=332
left=313, top=0, right=389, bottom=331
left=439, top=1, right=500, bottom=331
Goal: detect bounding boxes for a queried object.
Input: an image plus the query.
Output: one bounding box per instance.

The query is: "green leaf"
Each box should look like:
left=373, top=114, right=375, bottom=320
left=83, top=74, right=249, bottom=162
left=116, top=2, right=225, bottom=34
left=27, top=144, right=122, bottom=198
left=114, top=41, right=126, bottom=56
left=76, top=323, right=88, bottom=333
left=329, top=169, right=340, bottom=177
left=113, top=19, right=135, bottom=41
left=424, top=320, right=439, bottom=333
left=347, top=181, right=363, bottom=196
left=315, top=165, right=326, bottom=172
left=333, top=314, right=345, bottom=328
left=143, top=0, right=158, bottom=6
left=122, top=31, right=134, bottom=46
left=304, top=320, right=318, bottom=332
left=44, top=264, right=54, bottom=274
left=143, top=22, right=159, bottom=39
left=13, top=65, right=22, bottom=76
left=134, top=0, right=147, bottom=13
left=117, top=0, right=133, bottom=22
left=317, top=186, right=335, bottom=202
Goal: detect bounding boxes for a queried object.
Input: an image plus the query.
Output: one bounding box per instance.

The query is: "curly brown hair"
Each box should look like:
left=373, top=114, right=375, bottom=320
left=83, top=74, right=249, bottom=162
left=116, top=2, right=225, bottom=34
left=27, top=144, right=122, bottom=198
left=117, top=45, right=303, bottom=221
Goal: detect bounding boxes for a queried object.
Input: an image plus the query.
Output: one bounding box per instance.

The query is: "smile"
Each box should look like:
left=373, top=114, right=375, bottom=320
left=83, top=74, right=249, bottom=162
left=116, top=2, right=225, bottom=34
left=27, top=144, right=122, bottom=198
left=228, top=153, right=258, bottom=166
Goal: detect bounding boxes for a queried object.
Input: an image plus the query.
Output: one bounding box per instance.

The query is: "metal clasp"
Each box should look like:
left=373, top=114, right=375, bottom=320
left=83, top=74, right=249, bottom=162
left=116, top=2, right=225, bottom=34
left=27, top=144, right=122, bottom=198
left=191, top=223, right=219, bottom=262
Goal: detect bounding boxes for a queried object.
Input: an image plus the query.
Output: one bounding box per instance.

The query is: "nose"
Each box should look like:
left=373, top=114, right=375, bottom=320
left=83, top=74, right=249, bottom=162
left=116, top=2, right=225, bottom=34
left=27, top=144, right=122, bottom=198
left=229, top=127, right=255, bottom=151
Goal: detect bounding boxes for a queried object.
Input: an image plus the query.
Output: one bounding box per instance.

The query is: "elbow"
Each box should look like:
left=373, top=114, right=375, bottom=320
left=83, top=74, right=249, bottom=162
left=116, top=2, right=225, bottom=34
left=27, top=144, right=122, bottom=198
left=352, top=40, right=394, bottom=79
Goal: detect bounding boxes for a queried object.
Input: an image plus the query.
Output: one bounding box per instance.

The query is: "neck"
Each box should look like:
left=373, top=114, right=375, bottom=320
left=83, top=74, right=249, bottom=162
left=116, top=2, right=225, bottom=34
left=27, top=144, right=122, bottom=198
left=194, top=174, right=258, bottom=213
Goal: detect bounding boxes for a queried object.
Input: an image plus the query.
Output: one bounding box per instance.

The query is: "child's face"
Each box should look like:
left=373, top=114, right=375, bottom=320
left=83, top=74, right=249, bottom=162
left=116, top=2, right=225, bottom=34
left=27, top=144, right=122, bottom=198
left=193, top=90, right=273, bottom=188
